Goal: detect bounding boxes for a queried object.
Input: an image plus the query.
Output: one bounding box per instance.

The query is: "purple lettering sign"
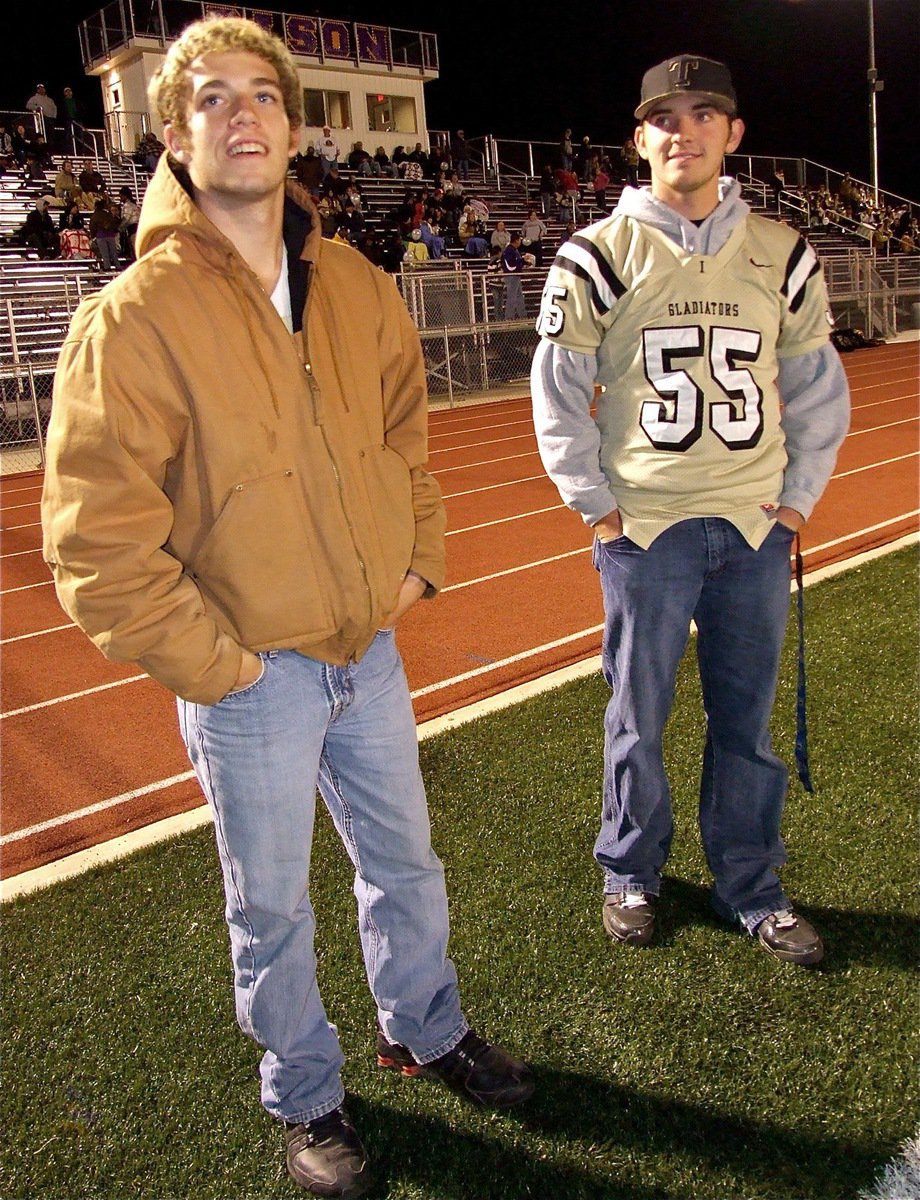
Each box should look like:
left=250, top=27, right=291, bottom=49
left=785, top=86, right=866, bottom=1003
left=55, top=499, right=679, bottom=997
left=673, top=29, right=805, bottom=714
left=203, top=5, right=242, bottom=17
left=357, top=24, right=389, bottom=64
left=321, top=20, right=351, bottom=60
left=248, top=10, right=277, bottom=35
left=286, top=14, right=319, bottom=56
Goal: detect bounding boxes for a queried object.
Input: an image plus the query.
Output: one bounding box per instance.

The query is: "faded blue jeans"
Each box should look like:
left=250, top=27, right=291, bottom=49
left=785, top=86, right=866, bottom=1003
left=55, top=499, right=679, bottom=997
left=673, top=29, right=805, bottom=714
left=593, top=518, right=796, bottom=932
left=177, top=631, right=467, bottom=1124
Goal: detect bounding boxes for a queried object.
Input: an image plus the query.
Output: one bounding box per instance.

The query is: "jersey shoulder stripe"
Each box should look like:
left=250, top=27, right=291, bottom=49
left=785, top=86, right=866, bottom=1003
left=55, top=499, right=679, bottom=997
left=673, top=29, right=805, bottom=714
left=554, top=233, right=627, bottom=316
left=780, top=235, right=821, bottom=314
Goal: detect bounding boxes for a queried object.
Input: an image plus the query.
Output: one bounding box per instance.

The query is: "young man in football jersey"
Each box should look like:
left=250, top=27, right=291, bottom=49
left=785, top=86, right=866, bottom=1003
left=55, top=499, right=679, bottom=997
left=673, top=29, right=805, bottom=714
left=531, top=55, right=850, bottom=965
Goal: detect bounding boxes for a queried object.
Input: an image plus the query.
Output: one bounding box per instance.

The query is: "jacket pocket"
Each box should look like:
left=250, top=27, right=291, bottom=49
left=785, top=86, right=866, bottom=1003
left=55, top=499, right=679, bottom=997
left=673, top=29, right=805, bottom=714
left=356, top=443, right=416, bottom=593
left=190, top=469, right=339, bottom=647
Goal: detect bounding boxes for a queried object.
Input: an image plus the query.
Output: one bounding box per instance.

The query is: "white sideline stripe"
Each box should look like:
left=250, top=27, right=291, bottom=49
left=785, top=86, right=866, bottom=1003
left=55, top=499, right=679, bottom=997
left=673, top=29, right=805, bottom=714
left=1, top=521, right=41, bottom=531
left=434, top=449, right=538, bottom=476
left=442, top=547, right=589, bottom=593
left=832, top=451, right=918, bottom=479
left=0, top=772, right=197, bottom=846
left=447, top=504, right=563, bottom=536
left=802, top=511, right=919, bottom=556
left=1, top=579, right=53, bottom=595
left=851, top=392, right=918, bottom=411
left=0, top=547, right=43, bottom=559
left=1, top=533, right=916, bottom=903
left=1, top=622, right=73, bottom=645
left=442, top=473, right=547, bottom=500
left=429, top=416, right=531, bottom=442
left=0, top=674, right=146, bottom=720
left=0, top=499, right=41, bottom=512
left=409, top=624, right=605, bottom=699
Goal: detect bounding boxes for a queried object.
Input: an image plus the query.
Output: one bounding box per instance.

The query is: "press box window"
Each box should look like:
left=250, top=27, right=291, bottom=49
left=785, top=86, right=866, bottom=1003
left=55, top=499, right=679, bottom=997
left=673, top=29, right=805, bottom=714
left=365, top=93, right=417, bottom=134
left=304, top=90, right=352, bottom=129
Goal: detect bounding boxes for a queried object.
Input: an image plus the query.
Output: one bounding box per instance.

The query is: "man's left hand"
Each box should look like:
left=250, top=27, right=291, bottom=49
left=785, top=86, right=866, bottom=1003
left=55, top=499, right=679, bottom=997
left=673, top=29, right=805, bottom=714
left=380, top=572, right=427, bottom=628
left=774, top=506, right=805, bottom=532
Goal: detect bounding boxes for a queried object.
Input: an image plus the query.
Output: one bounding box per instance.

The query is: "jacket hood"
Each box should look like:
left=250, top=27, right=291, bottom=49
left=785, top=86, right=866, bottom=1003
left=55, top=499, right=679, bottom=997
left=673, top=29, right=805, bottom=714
left=135, top=153, right=323, bottom=267
left=615, top=177, right=749, bottom=255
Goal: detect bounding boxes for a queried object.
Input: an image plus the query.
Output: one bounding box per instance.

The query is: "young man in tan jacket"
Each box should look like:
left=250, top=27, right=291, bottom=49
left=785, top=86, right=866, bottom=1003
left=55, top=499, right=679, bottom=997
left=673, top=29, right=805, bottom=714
left=41, top=18, right=532, bottom=1198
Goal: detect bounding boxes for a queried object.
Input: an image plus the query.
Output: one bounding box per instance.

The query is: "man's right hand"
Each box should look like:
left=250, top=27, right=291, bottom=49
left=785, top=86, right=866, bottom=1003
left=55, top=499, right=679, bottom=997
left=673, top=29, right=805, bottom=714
left=228, top=650, right=262, bottom=694
left=591, top=509, right=623, bottom=543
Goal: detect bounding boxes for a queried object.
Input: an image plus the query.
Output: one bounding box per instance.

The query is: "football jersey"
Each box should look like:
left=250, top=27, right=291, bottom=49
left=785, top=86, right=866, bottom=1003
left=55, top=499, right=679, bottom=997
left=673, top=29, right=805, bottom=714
left=535, top=211, right=832, bottom=548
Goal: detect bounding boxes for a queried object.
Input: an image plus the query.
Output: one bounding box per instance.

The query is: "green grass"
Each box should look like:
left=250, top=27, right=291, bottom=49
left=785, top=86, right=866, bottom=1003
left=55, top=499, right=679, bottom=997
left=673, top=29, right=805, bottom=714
left=3, top=547, right=918, bottom=1200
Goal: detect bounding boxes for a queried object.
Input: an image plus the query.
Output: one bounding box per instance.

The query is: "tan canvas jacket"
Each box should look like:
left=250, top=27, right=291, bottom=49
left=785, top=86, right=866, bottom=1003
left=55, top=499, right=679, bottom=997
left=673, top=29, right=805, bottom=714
left=41, top=155, right=445, bottom=704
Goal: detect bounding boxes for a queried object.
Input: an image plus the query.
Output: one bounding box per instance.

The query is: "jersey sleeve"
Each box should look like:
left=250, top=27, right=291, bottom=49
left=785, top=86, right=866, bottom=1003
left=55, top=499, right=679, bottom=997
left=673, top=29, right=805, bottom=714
left=777, top=234, right=834, bottom=358
left=535, top=232, right=625, bottom=353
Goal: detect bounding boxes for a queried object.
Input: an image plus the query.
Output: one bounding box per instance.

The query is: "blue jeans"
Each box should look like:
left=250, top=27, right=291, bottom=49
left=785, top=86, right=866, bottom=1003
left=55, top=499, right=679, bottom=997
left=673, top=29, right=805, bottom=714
left=593, top=518, right=796, bottom=931
left=177, top=632, right=466, bottom=1123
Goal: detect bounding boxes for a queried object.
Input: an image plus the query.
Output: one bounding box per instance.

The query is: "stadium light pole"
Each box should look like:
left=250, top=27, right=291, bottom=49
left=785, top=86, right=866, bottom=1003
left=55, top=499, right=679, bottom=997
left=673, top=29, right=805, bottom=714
left=787, top=0, right=882, bottom=202
left=865, top=0, right=882, bottom=204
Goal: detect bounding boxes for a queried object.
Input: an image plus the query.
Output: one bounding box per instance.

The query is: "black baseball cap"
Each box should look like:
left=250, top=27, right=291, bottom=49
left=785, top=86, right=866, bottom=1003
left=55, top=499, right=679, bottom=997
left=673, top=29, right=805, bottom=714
left=635, top=55, right=737, bottom=120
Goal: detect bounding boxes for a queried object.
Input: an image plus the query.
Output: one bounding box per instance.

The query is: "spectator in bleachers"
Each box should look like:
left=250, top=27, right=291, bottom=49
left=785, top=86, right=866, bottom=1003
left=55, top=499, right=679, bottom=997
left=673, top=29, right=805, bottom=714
left=500, top=232, right=529, bottom=319
left=54, top=159, right=81, bottom=203
left=373, top=145, right=397, bottom=177
left=61, top=86, right=82, bottom=141
left=593, top=160, right=611, bottom=213
left=323, top=165, right=348, bottom=200
left=79, top=158, right=104, bottom=196
left=315, top=191, right=340, bottom=238
left=490, top=219, right=510, bottom=257
left=21, top=197, right=60, bottom=258
left=59, top=204, right=92, bottom=259
left=538, top=164, right=555, bottom=216
left=771, top=166, right=786, bottom=211
left=294, top=146, right=323, bottom=192
left=554, top=166, right=581, bottom=221
left=343, top=181, right=364, bottom=212
left=314, top=125, right=340, bottom=178
left=402, top=226, right=430, bottom=264
left=135, top=131, right=165, bottom=174
left=450, top=129, right=470, bottom=179
left=348, top=140, right=375, bottom=176
left=23, top=148, right=48, bottom=183
left=458, top=204, right=486, bottom=244
left=11, top=123, right=31, bottom=168
left=521, top=209, right=548, bottom=266
left=419, top=215, right=445, bottom=259
left=89, top=197, right=120, bottom=269
left=559, top=129, right=573, bottom=172
left=119, top=186, right=140, bottom=262
left=26, top=83, right=57, bottom=122
left=0, top=123, right=13, bottom=171
left=336, top=199, right=365, bottom=243
left=621, top=137, right=639, bottom=188
left=575, top=136, right=594, bottom=182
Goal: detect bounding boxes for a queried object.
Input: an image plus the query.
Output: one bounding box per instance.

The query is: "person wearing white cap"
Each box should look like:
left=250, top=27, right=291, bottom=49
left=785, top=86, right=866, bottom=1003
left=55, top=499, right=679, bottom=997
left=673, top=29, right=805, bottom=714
left=532, top=53, right=851, bottom=967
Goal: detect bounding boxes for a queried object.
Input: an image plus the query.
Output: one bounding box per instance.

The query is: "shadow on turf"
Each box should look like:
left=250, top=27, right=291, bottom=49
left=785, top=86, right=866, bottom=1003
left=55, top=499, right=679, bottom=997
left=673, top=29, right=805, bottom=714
left=348, top=1073, right=887, bottom=1200
left=648, top=876, right=917, bottom=970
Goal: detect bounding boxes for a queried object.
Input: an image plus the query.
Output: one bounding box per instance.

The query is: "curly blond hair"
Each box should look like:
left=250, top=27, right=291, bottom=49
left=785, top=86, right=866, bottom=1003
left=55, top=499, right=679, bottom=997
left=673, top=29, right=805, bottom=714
left=148, top=16, right=303, bottom=135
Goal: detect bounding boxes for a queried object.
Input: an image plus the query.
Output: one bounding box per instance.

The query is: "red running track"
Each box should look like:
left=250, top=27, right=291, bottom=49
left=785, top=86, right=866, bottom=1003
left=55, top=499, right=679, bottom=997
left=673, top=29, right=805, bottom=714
left=1, top=340, right=917, bottom=877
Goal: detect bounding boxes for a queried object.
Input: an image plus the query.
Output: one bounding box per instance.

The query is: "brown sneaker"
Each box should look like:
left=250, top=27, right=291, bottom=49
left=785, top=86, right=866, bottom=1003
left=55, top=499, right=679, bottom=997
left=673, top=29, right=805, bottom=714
left=756, top=909, right=825, bottom=965
left=377, top=1027, right=534, bottom=1108
left=602, top=891, right=656, bottom=946
left=284, top=1105, right=374, bottom=1198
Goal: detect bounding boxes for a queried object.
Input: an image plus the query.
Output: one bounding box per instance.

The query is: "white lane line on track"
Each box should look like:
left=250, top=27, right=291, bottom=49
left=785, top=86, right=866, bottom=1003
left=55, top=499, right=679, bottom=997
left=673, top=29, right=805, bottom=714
left=0, top=500, right=41, bottom=512
left=0, top=674, right=146, bottom=720
left=433, top=450, right=539, bottom=475
left=1, top=521, right=42, bottom=531
left=442, top=547, right=589, bottom=593
left=0, top=772, right=197, bottom=846
left=442, top=473, right=548, bottom=500
left=1, top=580, right=53, bottom=595
left=832, top=451, right=918, bottom=480
left=446, top=504, right=564, bottom=536
left=847, top=416, right=918, bottom=437
left=1, top=547, right=42, bottom=559
left=4, top=533, right=918, bottom=901
left=1, top=623, right=74, bottom=645
left=429, top=432, right=534, bottom=455
left=851, top=392, right=919, bottom=411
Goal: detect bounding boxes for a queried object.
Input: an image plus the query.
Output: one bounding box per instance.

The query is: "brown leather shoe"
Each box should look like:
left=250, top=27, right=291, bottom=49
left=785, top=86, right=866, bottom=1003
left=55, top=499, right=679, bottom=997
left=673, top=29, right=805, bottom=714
left=284, top=1105, right=373, bottom=1198
left=756, top=909, right=825, bottom=965
left=602, top=891, right=656, bottom=946
left=377, top=1028, right=534, bottom=1108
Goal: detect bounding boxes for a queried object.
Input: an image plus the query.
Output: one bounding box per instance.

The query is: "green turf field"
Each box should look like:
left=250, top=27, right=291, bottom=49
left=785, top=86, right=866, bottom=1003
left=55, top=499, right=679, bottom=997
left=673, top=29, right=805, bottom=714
left=3, top=547, right=917, bottom=1200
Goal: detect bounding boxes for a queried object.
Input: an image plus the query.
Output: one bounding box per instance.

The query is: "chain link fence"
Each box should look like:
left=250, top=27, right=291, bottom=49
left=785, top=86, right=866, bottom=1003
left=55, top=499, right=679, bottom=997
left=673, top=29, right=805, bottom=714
left=0, top=360, right=55, bottom=474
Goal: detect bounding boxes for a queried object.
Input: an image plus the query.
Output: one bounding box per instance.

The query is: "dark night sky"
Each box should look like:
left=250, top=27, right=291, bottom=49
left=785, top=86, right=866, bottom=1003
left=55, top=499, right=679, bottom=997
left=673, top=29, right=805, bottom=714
left=8, top=0, right=919, bottom=199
